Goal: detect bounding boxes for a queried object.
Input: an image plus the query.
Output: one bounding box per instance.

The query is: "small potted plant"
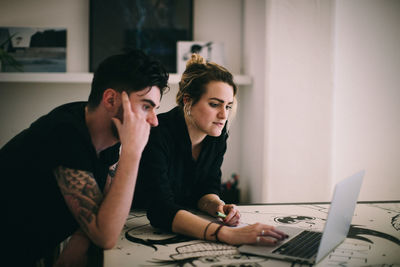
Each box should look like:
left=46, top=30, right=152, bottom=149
left=0, top=33, right=23, bottom=72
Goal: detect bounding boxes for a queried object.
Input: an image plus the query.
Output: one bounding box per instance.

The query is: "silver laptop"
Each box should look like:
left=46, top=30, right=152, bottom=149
left=238, top=170, right=364, bottom=265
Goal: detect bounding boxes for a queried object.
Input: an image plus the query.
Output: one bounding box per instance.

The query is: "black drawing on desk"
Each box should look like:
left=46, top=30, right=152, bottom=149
left=392, top=214, right=400, bottom=231
left=125, top=224, right=192, bottom=251
left=148, top=244, right=265, bottom=267
left=327, top=241, right=377, bottom=266
left=347, top=225, right=400, bottom=246
left=274, top=215, right=317, bottom=227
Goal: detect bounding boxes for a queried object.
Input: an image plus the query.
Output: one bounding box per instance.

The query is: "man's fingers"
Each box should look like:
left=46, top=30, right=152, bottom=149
left=121, top=91, right=132, bottom=118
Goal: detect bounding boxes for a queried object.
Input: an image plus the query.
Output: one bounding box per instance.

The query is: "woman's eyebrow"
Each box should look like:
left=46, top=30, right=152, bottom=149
left=208, top=97, right=234, bottom=104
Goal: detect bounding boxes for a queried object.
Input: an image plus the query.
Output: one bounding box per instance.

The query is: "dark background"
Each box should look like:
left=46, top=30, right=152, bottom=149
left=90, top=0, right=193, bottom=73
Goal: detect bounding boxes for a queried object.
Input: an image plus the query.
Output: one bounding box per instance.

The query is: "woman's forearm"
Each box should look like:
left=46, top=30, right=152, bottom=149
left=171, top=210, right=222, bottom=241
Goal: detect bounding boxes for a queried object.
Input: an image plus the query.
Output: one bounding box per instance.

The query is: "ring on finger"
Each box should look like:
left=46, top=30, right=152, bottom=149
left=256, top=236, right=261, bottom=243
left=261, top=229, right=265, bottom=236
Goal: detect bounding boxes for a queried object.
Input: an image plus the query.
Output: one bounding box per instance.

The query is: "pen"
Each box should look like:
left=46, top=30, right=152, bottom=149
left=216, top=211, right=226, bottom=219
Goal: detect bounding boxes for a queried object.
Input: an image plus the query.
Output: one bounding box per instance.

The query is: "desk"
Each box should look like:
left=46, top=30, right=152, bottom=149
left=104, top=202, right=400, bottom=266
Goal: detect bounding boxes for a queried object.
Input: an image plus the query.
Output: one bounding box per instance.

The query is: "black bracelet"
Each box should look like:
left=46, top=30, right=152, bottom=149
left=211, top=224, right=224, bottom=242
left=203, top=222, right=213, bottom=240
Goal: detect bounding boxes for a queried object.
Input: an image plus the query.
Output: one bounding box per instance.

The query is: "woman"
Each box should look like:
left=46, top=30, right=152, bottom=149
left=135, top=54, right=287, bottom=245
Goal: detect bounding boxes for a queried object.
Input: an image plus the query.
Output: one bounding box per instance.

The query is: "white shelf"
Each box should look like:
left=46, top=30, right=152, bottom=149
left=0, top=72, right=252, bottom=85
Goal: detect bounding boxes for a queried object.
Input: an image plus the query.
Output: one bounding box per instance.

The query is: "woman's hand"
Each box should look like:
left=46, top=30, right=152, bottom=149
left=218, top=222, right=288, bottom=246
left=218, top=204, right=240, bottom=226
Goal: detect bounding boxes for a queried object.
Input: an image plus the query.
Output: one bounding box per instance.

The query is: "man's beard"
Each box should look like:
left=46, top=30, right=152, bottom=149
left=111, top=105, right=123, bottom=140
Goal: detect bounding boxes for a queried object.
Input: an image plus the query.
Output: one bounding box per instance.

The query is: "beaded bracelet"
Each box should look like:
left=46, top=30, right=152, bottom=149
left=203, top=222, right=213, bottom=240
left=211, top=224, right=224, bottom=242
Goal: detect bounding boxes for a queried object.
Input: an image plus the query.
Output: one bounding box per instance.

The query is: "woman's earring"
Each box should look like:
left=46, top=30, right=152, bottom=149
left=184, top=103, right=191, bottom=117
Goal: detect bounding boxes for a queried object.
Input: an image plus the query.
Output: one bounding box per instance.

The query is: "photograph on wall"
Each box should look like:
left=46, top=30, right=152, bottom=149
left=90, top=0, right=193, bottom=73
left=177, top=41, right=225, bottom=73
left=0, top=27, right=66, bottom=72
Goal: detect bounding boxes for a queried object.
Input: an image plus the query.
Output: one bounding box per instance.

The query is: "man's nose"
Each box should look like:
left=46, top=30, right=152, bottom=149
left=147, top=111, right=158, bottom=127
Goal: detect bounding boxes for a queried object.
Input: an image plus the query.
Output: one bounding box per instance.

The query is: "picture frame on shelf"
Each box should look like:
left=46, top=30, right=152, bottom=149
left=90, top=0, right=193, bottom=73
left=177, top=41, right=225, bottom=73
left=0, top=27, right=66, bottom=72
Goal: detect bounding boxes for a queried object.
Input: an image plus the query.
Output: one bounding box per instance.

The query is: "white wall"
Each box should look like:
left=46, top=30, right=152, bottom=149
left=0, top=0, right=91, bottom=145
left=241, top=0, right=268, bottom=203
left=332, top=0, right=400, bottom=201
left=254, top=0, right=400, bottom=202
left=262, top=0, right=334, bottom=202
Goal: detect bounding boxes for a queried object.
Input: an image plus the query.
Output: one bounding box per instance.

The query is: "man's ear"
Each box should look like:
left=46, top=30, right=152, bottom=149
left=103, top=88, right=118, bottom=110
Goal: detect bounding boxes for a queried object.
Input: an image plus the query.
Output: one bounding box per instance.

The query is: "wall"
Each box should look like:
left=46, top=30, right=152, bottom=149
left=262, top=0, right=334, bottom=202
left=332, top=0, right=400, bottom=200
left=0, top=0, right=91, bottom=145
left=254, top=0, right=400, bottom=202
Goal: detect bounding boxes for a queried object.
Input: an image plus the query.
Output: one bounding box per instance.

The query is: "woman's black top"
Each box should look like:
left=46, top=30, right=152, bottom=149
left=133, top=106, right=228, bottom=231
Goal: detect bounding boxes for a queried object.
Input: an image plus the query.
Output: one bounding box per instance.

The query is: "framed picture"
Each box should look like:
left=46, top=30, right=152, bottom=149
left=0, top=27, right=66, bottom=72
left=177, top=41, right=225, bottom=73
left=90, top=0, right=193, bottom=73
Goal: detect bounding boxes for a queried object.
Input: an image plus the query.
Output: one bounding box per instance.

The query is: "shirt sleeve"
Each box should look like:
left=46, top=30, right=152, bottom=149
left=138, top=128, right=188, bottom=231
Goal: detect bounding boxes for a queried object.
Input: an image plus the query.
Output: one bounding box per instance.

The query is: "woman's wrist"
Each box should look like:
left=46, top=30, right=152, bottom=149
left=216, top=224, right=230, bottom=244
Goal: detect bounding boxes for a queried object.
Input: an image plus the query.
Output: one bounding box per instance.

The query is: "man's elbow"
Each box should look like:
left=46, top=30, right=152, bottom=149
left=101, top=240, right=117, bottom=250
left=91, top=234, right=118, bottom=250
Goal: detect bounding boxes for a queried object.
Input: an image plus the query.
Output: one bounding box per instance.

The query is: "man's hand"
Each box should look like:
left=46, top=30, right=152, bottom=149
left=112, top=91, right=151, bottom=157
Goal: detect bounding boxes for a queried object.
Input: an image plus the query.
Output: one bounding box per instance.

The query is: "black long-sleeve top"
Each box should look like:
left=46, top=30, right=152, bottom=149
left=133, top=106, right=228, bottom=231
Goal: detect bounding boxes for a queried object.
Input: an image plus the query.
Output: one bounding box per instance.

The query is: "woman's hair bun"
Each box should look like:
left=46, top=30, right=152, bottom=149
left=186, top=53, right=206, bottom=67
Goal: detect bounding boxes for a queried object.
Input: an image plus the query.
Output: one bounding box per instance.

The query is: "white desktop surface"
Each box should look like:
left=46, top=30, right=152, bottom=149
left=104, top=202, right=400, bottom=266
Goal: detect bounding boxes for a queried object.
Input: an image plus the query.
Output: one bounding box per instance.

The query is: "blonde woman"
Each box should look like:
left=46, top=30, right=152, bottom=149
left=134, top=54, right=288, bottom=245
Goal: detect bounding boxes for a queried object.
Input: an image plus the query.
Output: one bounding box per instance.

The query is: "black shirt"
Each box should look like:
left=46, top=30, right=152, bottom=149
left=1, top=102, right=119, bottom=265
left=133, top=107, right=228, bottom=231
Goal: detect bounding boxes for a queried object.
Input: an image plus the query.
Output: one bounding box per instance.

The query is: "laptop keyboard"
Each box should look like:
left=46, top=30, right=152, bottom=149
left=272, top=230, right=322, bottom=259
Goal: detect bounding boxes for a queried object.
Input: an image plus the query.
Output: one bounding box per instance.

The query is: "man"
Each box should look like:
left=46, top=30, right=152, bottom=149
left=1, top=50, right=169, bottom=266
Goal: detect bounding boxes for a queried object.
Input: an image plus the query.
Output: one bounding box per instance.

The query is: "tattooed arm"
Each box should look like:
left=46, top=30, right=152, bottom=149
left=54, top=163, right=118, bottom=266
left=54, top=92, right=150, bottom=249
left=103, top=162, right=117, bottom=196
left=54, top=159, right=133, bottom=249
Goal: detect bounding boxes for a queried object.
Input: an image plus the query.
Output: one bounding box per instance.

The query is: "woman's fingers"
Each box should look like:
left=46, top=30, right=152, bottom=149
left=222, top=204, right=241, bottom=226
left=255, top=236, right=282, bottom=246
left=260, top=228, right=288, bottom=241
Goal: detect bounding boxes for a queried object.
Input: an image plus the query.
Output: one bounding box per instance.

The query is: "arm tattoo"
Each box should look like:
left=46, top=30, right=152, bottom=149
left=54, top=166, right=103, bottom=233
left=108, top=162, right=118, bottom=179
left=104, top=162, right=118, bottom=195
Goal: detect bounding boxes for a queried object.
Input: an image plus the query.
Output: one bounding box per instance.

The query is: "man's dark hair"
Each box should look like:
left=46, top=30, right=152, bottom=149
left=88, top=49, right=169, bottom=109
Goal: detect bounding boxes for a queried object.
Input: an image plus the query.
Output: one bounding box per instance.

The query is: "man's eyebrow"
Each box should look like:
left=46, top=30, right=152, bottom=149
left=141, top=99, right=159, bottom=108
left=209, top=97, right=234, bottom=105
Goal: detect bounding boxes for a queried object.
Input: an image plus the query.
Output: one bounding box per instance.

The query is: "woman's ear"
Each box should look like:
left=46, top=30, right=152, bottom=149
left=183, top=94, right=193, bottom=117
left=183, top=94, right=191, bottom=105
